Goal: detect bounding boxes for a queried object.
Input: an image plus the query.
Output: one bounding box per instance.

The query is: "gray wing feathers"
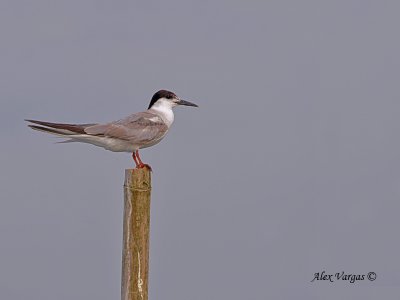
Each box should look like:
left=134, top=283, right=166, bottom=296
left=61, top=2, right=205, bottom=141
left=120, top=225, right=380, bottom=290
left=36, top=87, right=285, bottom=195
left=26, top=112, right=168, bottom=149
left=84, top=112, right=168, bottom=145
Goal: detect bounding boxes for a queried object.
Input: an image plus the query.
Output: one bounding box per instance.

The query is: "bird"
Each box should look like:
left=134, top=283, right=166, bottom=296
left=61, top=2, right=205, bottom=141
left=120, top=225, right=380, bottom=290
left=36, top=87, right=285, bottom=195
left=26, top=90, right=198, bottom=170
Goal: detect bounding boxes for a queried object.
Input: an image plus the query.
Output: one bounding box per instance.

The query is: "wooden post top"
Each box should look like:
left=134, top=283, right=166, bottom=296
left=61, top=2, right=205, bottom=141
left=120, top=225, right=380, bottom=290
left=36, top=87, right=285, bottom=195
left=124, top=169, right=152, bottom=191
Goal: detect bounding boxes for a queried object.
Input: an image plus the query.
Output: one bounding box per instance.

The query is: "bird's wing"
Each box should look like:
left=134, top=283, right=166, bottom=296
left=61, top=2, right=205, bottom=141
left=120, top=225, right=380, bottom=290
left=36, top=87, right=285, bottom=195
left=84, top=111, right=168, bottom=145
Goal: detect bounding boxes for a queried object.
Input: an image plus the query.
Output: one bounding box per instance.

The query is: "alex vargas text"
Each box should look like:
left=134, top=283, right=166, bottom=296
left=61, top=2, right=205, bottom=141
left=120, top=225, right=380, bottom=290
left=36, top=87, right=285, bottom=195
left=311, top=271, right=365, bottom=283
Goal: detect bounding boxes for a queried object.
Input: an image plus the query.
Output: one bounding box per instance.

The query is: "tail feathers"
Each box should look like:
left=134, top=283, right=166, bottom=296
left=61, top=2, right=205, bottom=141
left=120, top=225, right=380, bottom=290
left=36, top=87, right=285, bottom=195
left=26, top=119, right=97, bottom=136
left=56, top=139, right=76, bottom=144
left=28, top=126, right=81, bottom=144
left=28, top=124, right=73, bottom=136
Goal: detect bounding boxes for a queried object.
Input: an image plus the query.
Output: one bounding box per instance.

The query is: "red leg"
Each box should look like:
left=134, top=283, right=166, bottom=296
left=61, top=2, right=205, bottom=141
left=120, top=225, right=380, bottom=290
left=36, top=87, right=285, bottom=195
left=132, top=152, right=140, bottom=168
left=135, top=150, right=152, bottom=171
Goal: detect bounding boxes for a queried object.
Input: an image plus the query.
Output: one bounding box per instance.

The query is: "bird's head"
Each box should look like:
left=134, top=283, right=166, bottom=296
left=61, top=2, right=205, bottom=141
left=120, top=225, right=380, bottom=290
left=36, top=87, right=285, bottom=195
left=148, top=90, right=198, bottom=110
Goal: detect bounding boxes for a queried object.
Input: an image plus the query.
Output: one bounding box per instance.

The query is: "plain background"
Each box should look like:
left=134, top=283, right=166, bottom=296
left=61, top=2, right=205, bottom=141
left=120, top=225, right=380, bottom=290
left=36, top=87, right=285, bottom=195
left=1, top=1, right=400, bottom=299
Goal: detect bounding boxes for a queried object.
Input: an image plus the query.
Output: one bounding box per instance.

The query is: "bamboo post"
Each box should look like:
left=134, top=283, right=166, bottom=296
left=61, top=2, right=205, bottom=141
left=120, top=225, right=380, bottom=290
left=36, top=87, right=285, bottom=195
left=122, top=168, right=152, bottom=300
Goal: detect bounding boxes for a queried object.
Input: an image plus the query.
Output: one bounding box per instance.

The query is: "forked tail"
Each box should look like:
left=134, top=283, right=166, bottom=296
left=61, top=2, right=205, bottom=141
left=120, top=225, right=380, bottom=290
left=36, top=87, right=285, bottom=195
left=25, top=119, right=96, bottom=136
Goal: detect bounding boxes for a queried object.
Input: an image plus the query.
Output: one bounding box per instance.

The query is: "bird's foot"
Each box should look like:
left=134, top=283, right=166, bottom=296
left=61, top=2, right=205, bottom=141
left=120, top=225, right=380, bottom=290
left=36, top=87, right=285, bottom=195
left=137, top=163, right=152, bottom=171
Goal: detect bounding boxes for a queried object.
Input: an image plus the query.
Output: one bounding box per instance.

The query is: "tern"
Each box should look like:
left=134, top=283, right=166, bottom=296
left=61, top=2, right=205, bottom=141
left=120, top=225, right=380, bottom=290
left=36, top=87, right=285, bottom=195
left=26, top=90, right=198, bottom=170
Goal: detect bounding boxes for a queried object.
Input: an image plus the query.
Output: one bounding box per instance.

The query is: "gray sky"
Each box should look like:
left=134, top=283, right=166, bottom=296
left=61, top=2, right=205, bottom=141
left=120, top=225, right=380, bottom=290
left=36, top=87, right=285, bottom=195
left=1, top=1, right=400, bottom=299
